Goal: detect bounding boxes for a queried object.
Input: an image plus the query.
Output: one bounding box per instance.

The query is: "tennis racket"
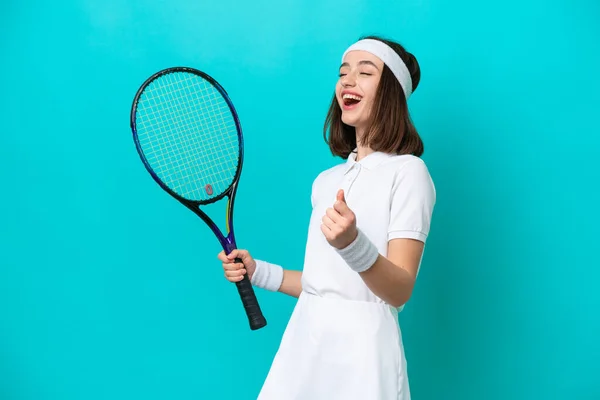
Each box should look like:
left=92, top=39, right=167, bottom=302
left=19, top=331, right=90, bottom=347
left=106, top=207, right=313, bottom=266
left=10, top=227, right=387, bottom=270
left=129, top=66, right=267, bottom=331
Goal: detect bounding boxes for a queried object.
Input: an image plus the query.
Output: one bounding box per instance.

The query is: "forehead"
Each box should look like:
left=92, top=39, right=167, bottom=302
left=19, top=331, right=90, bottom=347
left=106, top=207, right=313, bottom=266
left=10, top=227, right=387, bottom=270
left=341, top=50, right=384, bottom=68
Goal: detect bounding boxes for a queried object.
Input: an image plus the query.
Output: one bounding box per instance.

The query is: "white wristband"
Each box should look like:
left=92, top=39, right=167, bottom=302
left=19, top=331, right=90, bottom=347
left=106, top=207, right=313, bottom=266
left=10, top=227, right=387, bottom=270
left=335, top=229, right=380, bottom=273
left=251, top=259, right=284, bottom=292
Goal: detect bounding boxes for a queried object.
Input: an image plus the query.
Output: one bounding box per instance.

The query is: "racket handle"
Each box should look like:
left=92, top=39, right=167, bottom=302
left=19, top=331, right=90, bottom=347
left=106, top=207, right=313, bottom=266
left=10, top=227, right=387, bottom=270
left=234, top=258, right=267, bottom=330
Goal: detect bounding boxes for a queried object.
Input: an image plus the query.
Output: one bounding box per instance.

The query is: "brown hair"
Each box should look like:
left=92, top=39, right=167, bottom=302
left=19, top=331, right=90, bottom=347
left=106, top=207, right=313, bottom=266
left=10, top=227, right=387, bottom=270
left=323, top=35, right=424, bottom=158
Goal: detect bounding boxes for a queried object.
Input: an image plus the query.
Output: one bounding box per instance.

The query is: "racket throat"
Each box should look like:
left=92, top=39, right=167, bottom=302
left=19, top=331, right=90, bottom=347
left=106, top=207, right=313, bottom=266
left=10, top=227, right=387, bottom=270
left=223, top=236, right=238, bottom=255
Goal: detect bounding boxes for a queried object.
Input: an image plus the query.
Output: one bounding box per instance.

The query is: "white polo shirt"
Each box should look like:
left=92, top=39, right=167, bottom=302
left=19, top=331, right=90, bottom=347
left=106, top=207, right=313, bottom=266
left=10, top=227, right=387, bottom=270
left=300, top=150, right=436, bottom=305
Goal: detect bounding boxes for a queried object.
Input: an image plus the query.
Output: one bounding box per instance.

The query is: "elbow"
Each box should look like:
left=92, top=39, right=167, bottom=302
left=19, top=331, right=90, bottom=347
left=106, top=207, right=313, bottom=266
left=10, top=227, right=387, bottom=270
left=389, top=298, right=408, bottom=309
left=389, top=300, right=408, bottom=308
left=388, top=291, right=413, bottom=309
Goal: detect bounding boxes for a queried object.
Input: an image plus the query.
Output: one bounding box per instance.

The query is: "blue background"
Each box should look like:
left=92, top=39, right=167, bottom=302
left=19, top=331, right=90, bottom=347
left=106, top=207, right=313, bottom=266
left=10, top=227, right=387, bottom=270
left=1, top=0, right=599, bottom=399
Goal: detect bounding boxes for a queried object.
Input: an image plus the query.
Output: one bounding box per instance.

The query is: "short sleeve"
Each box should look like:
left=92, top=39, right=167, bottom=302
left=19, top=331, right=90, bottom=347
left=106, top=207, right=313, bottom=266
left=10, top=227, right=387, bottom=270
left=388, top=158, right=436, bottom=243
left=310, top=174, right=318, bottom=208
left=310, top=171, right=322, bottom=208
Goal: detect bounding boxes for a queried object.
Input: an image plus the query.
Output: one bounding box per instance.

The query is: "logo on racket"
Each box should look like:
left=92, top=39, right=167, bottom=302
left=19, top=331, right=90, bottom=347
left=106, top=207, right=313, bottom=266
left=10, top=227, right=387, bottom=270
left=205, top=184, right=213, bottom=196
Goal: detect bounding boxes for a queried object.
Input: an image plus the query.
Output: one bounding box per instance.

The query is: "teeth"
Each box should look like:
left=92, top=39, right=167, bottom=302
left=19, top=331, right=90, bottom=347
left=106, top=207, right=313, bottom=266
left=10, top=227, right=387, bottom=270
left=343, top=94, right=362, bottom=101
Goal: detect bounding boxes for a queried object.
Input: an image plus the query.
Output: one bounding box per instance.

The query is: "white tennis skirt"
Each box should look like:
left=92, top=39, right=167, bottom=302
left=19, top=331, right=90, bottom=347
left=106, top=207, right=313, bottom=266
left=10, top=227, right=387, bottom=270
left=257, top=291, right=411, bottom=400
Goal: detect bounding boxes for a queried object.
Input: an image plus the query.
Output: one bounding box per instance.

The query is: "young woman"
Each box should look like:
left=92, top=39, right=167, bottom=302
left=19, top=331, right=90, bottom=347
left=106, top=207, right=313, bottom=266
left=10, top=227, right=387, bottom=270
left=218, top=35, right=436, bottom=400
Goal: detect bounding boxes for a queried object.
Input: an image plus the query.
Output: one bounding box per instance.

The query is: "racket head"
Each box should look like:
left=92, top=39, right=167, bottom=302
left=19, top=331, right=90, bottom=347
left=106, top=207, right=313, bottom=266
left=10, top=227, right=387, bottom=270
left=130, top=66, right=244, bottom=207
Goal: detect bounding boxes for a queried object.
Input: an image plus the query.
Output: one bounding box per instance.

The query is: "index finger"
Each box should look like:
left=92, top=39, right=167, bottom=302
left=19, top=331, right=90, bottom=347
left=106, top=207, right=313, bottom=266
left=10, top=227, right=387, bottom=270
left=217, top=251, right=229, bottom=262
left=227, top=249, right=250, bottom=262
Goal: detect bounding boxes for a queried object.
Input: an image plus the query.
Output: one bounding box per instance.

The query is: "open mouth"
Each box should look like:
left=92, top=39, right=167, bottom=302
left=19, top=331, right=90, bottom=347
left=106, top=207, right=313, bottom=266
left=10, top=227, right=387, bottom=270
left=342, top=93, right=362, bottom=108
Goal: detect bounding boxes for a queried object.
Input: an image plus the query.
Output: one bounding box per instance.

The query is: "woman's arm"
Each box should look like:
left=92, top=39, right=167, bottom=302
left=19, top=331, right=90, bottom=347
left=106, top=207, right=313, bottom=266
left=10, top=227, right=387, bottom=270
left=321, top=187, right=430, bottom=308
left=358, top=238, right=423, bottom=308
left=278, top=269, right=303, bottom=298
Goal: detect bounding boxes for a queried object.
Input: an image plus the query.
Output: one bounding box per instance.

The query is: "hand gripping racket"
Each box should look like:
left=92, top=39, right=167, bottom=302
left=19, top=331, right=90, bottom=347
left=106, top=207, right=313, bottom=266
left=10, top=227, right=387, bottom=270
left=129, top=66, right=267, bottom=330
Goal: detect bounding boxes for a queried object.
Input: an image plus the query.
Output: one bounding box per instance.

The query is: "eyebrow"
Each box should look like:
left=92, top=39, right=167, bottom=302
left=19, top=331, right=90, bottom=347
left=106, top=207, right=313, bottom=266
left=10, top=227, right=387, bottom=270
left=339, top=60, right=380, bottom=69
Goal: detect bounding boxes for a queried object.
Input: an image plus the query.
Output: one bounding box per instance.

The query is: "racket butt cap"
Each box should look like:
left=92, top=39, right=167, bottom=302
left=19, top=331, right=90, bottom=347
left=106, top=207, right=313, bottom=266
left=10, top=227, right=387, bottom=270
left=249, top=316, right=267, bottom=330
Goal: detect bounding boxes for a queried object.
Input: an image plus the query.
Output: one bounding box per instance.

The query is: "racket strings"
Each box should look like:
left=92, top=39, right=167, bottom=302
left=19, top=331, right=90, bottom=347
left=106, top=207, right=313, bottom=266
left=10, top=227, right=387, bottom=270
left=141, top=76, right=237, bottom=193
left=135, top=72, right=240, bottom=202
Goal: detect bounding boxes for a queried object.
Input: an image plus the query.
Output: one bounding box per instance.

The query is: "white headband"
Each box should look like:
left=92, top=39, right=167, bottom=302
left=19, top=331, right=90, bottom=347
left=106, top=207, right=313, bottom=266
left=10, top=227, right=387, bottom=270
left=341, top=39, right=413, bottom=99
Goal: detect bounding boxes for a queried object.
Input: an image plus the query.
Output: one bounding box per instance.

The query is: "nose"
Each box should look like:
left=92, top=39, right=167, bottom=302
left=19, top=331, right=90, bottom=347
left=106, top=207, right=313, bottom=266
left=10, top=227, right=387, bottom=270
left=340, top=72, right=356, bottom=87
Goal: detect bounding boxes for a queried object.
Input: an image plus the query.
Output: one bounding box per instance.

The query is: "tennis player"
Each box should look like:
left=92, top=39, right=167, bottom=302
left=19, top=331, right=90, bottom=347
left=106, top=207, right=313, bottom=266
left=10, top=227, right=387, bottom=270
left=218, top=35, right=436, bottom=399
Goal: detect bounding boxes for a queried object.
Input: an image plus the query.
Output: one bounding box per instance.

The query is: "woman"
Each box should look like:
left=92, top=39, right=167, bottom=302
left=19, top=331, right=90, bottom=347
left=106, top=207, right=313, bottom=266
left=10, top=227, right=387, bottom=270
left=218, top=35, right=436, bottom=399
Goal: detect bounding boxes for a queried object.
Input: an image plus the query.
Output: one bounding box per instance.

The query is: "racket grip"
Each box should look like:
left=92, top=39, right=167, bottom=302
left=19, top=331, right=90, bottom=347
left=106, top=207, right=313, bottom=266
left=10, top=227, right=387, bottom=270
left=234, top=258, right=267, bottom=330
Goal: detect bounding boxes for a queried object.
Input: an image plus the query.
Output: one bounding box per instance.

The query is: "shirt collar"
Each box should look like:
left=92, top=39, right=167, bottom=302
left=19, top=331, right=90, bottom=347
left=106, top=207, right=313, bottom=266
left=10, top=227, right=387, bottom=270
left=343, top=149, right=393, bottom=174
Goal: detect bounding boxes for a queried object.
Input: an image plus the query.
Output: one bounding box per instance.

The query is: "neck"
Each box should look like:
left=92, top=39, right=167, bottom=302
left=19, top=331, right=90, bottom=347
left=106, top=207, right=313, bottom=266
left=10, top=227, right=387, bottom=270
left=354, top=126, right=374, bottom=162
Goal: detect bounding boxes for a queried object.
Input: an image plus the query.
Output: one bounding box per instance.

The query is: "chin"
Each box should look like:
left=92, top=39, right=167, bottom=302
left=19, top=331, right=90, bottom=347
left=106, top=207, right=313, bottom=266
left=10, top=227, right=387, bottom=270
left=341, top=114, right=355, bottom=126
left=341, top=111, right=367, bottom=128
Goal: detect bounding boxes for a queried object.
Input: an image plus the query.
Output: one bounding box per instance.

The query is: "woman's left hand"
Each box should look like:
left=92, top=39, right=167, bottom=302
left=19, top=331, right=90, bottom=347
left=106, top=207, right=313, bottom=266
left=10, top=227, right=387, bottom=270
left=321, top=189, right=358, bottom=249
